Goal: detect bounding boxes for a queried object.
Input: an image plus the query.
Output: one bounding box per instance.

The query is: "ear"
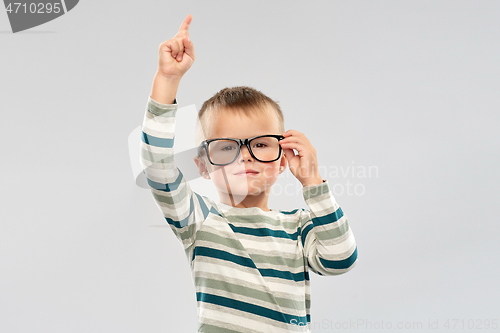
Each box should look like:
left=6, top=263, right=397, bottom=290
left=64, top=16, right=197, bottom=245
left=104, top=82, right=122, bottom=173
left=193, top=156, right=211, bottom=179
left=278, top=153, right=287, bottom=174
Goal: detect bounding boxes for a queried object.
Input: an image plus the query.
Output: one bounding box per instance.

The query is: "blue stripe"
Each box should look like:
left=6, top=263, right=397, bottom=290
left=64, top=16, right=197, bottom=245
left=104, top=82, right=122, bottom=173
left=194, top=246, right=306, bottom=282
left=193, top=246, right=258, bottom=270
left=301, top=223, right=313, bottom=247
left=259, top=268, right=306, bottom=283
left=141, top=131, right=174, bottom=148
left=229, top=225, right=298, bottom=241
left=194, top=193, right=209, bottom=219
left=319, top=247, right=358, bottom=270
left=196, top=292, right=308, bottom=326
left=165, top=215, right=189, bottom=229
left=209, top=206, right=222, bottom=217
left=146, top=170, right=183, bottom=192
left=280, top=209, right=300, bottom=215
left=312, top=207, right=344, bottom=226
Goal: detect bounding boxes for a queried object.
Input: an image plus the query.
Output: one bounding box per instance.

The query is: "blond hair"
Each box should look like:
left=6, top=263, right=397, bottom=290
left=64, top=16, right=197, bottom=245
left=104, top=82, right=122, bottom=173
left=194, top=86, right=285, bottom=146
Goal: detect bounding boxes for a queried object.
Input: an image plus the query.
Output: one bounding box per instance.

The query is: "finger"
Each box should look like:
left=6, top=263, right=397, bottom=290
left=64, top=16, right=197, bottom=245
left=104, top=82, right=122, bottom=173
left=283, top=150, right=300, bottom=173
left=282, top=132, right=308, bottom=143
left=178, top=14, right=192, bottom=32
left=161, top=41, right=172, bottom=57
left=280, top=136, right=302, bottom=144
left=182, top=35, right=196, bottom=60
left=280, top=137, right=310, bottom=149
left=175, top=38, right=184, bottom=61
left=282, top=132, right=313, bottom=147
left=281, top=142, right=316, bottom=157
left=282, top=129, right=303, bottom=137
left=282, top=148, right=296, bottom=161
left=166, top=39, right=179, bottom=59
left=174, top=39, right=185, bottom=60
left=281, top=142, right=307, bottom=154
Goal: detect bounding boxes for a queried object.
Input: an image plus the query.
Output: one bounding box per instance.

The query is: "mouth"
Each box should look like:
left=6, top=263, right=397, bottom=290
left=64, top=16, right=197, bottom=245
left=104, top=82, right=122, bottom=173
left=234, top=169, right=260, bottom=176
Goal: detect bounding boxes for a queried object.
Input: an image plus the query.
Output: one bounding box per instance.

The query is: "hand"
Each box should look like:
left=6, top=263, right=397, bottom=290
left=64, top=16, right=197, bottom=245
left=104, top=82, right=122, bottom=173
left=280, top=130, right=323, bottom=187
left=157, top=14, right=195, bottom=80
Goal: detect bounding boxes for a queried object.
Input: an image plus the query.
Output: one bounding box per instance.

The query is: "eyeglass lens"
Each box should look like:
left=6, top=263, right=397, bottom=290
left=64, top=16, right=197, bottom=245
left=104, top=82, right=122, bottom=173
left=208, top=136, right=281, bottom=165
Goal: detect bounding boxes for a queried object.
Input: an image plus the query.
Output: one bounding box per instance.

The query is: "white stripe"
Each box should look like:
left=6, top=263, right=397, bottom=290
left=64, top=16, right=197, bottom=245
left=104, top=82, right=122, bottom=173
left=317, top=240, right=357, bottom=260
left=199, top=306, right=309, bottom=333
left=195, top=259, right=265, bottom=285
left=143, top=115, right=176, bottom=135
left=320, top=229, right=353, bottom=247
left=196, top=271, right=308, bottom=304
left=236, top=237, right=300, bottom=255
left=144, top=166, right=178, bottom=183
left=306, top=198, right=339, bottom=214
left=201, top=286, right=286, bottom=313
left=264, top=278, right=306, bottom=295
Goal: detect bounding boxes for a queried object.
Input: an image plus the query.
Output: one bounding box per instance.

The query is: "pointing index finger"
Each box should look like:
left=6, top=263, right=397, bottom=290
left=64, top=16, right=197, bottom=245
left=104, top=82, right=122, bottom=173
left=178, top=14, right=192, bottom=32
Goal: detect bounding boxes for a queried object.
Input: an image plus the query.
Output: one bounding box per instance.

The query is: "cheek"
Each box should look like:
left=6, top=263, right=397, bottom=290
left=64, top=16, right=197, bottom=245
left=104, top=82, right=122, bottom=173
left=261, top=163, right=281, bottom=178
left=208, top=166, right=238, bottom=190
left=208, top=166, right=226, bottom=184
left=208, top=166, right=252, bottom=197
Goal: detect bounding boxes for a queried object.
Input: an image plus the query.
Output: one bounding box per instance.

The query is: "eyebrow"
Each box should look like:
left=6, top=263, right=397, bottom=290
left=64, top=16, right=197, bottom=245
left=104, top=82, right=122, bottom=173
left=206, top=134, right=284, bottom=141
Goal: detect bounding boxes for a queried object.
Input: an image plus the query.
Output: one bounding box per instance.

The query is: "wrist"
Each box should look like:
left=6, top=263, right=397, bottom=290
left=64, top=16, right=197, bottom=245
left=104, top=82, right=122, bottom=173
left=154, top=71, right=183, bottom=84
left=301, top=177, right=324, bottom=187
left=151, top=73, right=181, bottom=105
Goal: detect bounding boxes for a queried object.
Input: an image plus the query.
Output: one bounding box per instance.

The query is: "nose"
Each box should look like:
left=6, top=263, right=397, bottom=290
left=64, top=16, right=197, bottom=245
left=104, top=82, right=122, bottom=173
left=238, top=145, right=254, bottom=163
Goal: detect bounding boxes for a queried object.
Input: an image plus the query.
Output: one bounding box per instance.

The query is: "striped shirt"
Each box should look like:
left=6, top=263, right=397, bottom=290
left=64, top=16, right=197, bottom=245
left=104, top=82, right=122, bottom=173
left=140, top=96, right=358, bottom=332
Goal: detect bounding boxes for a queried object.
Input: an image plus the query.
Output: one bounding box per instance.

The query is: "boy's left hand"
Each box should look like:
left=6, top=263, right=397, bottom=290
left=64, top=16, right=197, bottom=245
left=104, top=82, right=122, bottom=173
left=280, top=130, right=323, bottom=187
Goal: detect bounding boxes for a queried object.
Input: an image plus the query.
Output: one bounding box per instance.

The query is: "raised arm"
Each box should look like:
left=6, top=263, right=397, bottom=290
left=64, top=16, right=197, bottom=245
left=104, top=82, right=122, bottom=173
left=140, top=15, right=214, bottom=258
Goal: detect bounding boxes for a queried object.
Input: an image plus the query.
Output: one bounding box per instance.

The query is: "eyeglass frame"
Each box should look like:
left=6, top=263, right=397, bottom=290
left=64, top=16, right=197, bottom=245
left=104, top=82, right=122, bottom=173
left=197, top=134, right=285, bottom=166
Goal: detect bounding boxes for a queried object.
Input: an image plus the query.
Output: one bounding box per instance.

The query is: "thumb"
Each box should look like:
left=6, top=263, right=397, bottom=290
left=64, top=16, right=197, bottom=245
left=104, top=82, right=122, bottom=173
left=182, top=36, right=196, bottom=60
left=283, top=148, right=300, bottom=175
left=283, top=148, right=295, bottom=163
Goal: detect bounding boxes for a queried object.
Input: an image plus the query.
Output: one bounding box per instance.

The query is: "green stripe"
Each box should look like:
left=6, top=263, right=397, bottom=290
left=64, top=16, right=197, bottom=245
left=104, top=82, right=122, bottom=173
left=249, top=253, right=304, bottom=269
left=225, top=214, right=291, bottom=227
left=196, top=230, right=248, bottom=252
left=151, top=184, right=188, bottom=205
left=140, top=149, right=174, bottom=164
left=173, top=218, right=199, bottom=244
left=197, top=323, right=244, bottom=333
left=303, top=182, right=329, bottom=200
left=147, top=103, right=177, bottom=117
left=313, top=220, right=350, bottom=241
left=195, top=277, right=305, bottom=312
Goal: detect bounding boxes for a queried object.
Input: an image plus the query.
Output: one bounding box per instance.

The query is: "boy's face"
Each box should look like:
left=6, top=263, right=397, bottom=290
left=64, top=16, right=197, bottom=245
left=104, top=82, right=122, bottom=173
left=196, top=107, right=287, bottom=202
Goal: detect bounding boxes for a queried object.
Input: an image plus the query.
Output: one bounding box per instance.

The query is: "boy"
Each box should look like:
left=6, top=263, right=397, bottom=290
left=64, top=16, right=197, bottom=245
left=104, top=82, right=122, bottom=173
left=140, top=15, right=357, bottom=333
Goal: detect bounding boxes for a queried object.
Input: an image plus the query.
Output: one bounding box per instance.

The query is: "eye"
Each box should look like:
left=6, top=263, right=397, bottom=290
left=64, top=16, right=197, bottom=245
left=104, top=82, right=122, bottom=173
left=221, top=145, right=236, bottom=151
left=253, top=142, right=268, bottom=149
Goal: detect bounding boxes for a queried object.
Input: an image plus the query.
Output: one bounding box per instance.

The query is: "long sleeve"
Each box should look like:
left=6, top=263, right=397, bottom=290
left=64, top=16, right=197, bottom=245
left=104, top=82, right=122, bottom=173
left=299, top=181, right=358, bottom=276
left=139, top=96, right=215, bottom=260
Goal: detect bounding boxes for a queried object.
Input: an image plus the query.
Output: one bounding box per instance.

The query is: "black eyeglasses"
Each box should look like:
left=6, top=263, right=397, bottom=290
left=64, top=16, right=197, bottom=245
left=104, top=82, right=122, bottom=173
left=197, top=135, right=285, bottom=166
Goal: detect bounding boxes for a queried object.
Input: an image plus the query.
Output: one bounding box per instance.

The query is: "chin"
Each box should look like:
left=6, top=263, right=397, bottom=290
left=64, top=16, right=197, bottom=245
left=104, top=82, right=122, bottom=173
left=214, top=181, right=266, bottom=198
left=211, top=170, right=278, bottom=196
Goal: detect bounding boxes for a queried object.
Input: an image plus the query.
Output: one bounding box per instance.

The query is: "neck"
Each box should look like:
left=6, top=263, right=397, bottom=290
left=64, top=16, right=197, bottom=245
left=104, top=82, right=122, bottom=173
left=218, top=191, right=271, bottom=211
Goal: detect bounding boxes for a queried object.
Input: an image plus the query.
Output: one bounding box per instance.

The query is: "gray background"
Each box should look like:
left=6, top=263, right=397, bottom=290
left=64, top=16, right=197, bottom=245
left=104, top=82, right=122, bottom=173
left=1, top=1, right=499, bottom=332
